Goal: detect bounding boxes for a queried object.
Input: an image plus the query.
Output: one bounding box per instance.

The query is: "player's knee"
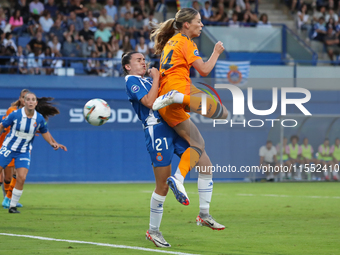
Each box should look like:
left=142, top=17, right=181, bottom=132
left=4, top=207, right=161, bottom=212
left=16, top=173, right=26, bottom=184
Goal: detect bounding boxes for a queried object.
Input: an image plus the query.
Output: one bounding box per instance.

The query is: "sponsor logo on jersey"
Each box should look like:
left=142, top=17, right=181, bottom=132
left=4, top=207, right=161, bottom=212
left=194, top=49, right=200, bottom=57
left=131, top=85, right=140, bottom=93
left=33, top=122, right=37, bottom=127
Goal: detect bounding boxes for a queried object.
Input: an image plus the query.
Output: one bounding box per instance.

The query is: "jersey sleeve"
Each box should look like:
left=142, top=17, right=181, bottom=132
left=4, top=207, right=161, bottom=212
left=1, top=111, right=15, bottom=128
left=126, top=76, right=148, bottom=102
left=38, top=119, right=48, bottom=134
left=182, top=39, right=202, bottom=65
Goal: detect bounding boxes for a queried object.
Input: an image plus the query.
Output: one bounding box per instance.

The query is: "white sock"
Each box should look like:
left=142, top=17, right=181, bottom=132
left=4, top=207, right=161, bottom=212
left=198, top=173, right=213, bottom=217
left=174, top=167, right=184, bottom=184
left=324, top=170, right=329, bottom=177
left=10, top=188, right=23, bottom=208
left=333, top=171, right=339, bottom=178
left=173, top=92, right=184, bottom=104
left=296, top=165, right=302, bottom=178
left=149, top=191, right=166, bottom=231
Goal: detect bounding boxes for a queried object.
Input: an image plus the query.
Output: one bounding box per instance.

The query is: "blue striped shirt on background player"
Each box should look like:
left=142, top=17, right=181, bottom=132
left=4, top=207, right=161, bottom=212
left=2, top=108, right=48, bottom=153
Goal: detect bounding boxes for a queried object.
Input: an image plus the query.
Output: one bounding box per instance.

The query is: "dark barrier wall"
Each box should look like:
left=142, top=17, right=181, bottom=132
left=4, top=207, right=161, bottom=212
left=1, top=75, right=340, bottom=182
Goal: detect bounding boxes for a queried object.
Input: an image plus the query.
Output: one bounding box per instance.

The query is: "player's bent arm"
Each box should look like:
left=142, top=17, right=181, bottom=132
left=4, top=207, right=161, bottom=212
left=192, top=42, right=224, bottom=77
left=41, top=132, right=59, bottom=150
left=140, top=68, right=160, bottom=109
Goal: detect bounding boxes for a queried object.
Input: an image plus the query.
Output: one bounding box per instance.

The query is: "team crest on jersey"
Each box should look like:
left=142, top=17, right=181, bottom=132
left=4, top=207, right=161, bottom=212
left=33, top=122, right=37, bottom=127
left=194, top=49, right=200, bottom=57
left=156, top=152, right=163, bottom=162
left=131, top=85, right=140, bottom=93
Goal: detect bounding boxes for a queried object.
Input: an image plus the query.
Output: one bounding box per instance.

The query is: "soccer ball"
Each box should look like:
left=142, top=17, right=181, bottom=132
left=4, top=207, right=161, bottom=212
left=83, top=99, right=111, bottom=126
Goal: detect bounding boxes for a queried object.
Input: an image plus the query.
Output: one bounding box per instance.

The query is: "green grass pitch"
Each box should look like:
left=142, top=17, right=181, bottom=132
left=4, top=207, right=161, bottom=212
left=0, top=182, right=339, bottom=255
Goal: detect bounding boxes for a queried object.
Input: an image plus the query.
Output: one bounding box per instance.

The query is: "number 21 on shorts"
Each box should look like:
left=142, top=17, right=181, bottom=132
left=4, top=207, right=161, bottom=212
left=155, top=138, right=169, bottom=151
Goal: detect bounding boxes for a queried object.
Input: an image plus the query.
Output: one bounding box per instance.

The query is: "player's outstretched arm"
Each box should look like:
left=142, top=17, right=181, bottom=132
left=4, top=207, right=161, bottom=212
left=49, top=133, right=67, bottom=151
left=192, top=41, right=224, bottom=77
left=42, top=132, right=59, bottom=150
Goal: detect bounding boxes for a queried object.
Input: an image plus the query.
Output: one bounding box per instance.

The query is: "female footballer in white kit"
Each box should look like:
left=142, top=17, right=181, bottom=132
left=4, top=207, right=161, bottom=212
left=0, top=92, right=64, bottom=213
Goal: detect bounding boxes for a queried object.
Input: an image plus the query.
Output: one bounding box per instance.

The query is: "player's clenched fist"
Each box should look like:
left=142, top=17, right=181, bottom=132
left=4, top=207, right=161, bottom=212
left=214, top=41, right=225, bottom=55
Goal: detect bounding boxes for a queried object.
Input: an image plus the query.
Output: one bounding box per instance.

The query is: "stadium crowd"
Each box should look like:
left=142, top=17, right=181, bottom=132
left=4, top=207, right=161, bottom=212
left=286, top=0, right=340, bottom=61
left=0, top=0, right=265, bottom=76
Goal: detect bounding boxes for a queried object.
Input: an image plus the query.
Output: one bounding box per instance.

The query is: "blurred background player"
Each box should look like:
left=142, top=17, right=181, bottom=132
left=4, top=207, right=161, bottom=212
left=1, top=88, right=29, bottom=209
left=259, top=140, right=278, bottom=182
left=300, top=137, right=318, bottom=180
left=0, top=92, right=66, bottom=213
left=317, top=138, right=333, bottom=180
left=286, top=135, right=301, bottom=180
left=123, top=52, right=225, bottom=247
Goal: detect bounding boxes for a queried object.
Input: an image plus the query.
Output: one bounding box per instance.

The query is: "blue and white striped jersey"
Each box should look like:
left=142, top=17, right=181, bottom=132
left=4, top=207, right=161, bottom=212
left=1, top=108, right=48, bottom=153
left=125, top=75, right=162, bottom=128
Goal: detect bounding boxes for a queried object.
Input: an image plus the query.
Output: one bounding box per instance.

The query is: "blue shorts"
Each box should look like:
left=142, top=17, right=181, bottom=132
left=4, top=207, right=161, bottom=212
left=0, top=146, right=31, bottom=170
left=144, top=122, right=189, bottom=167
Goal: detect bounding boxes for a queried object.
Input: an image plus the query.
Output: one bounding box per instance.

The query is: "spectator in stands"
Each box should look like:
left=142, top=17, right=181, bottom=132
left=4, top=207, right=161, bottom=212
left=120, top=0, right=134, bottom=18
left=48, top=35, right=61, bottom=54
left=134, top=0, right=149, bottom=18
left=98, top=7, right=115, bottom=30
left=70, top=0, right=88, bottom=19
left=82, top=37, right=97, bottom=57
left=11, top=45, right=27, bottom=74
left=259, top=140, right=278, bottom=182
left=49, top=18, right=65, bottom=44
left=201, top=1, right=213, bottom=22
left=135, top=36, right=149, bottom=55
left=192, top=1, right=201, bottom=12
left=258, top=13, right=271, bottom=26
left=63, top=24, right=79, bottom=43
left=95, top=36, right=106, bottom=58
left=297, top=3, right=311, bottom=33
left=52, top=51, right=63, bottom=74
left=67, top=11, right=83, bottom=32
left=211, top=2, right=228, bottom=23
left=133, top=13, right=147, bottom=40
left=44, top=0, right=58, bottom=19
left=9, top=9, right=25, bottom=36
left=39, top=10, right=54, bottom=33
left=312, top=16, right=327, bottom=41
left=241, top=12, right=252, bottom=26
left=86, top=50, right=100, bottom=75
left=317, top=138, right=333, bottom=180
left=229, top=12, right=240, bottom=27
left=121, top=34, right=133, bottom=52
left=30, top=0, right=44, bottom=17
left=27, top=31, right=46, bottom=54
left=3, top=32, right=17, bottom=54
left=107, top=35, right=119, bottom=57
left=324, top=25, right=340, bottom=61
left=143, top=10, right=158, bottom=32
left=0, top=8, right=6, bottom=32
left=27, top=48, right=42, bottom=75
left=58, top=0, right=71, bottom=16
left=84, top=10, right=98, bottom=32
left=105, top=0, right=118, bottom=21
left=325, top=8, right=339, bottom=22
left=327, top=17, right=336, bottom=29
left=243, top=2, right=258, bottom=23
left=62, top=35, right=80, bottom=57
left=102, top=51, right=114, bottom=76
left=148, top=40, right=160, bottom=69
left=79, top=21, right=95, bottom=42
left=15, top=0, right=30, bottom=23
left=94, top=23, right=111, bottom=43
left=313, top=6, right=326, bottom=22
left=118, top=11, right=134, bottom=36
left=42, top=47, right=54, bottom=75
left=85, top=0, right=102, bottom=18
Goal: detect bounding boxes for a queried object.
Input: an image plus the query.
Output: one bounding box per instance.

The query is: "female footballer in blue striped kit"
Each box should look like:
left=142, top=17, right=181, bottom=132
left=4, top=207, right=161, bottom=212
left=0, top=92, right=65, bottom=213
